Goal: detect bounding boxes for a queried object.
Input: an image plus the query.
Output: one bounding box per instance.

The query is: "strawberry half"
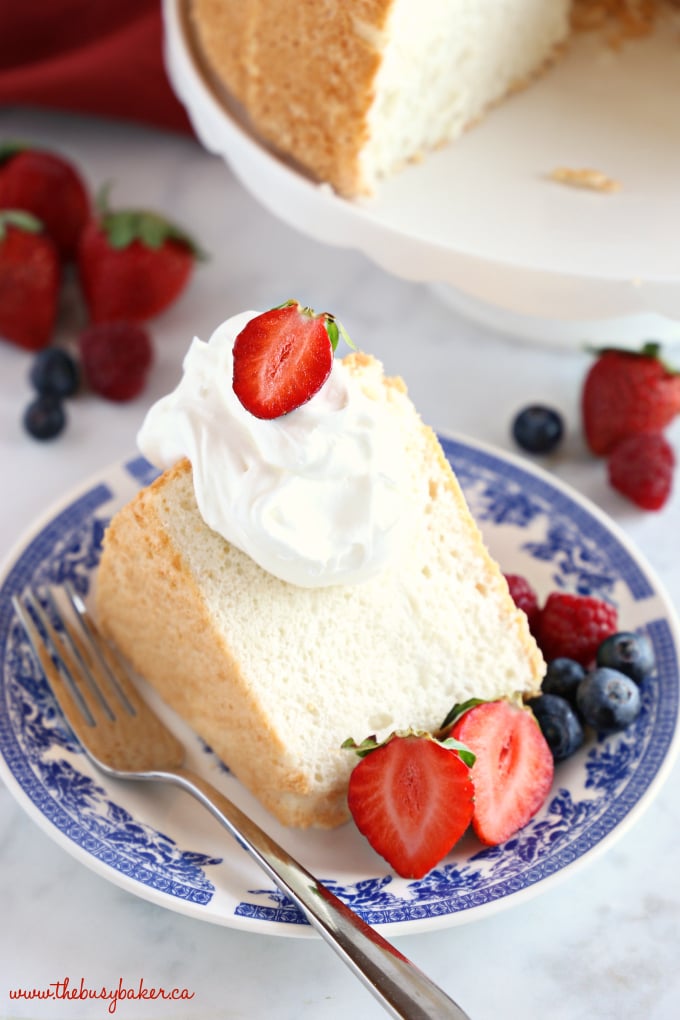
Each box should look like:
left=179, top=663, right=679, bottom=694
left=582, top=344, right=680, bottom=456
left=232, top=301, right=348, bottom=419
left=0, top=210, right=60, bottom=351
left=451, top=700, right=554, bottom=846
left=345, top=732, right=475, bottom=879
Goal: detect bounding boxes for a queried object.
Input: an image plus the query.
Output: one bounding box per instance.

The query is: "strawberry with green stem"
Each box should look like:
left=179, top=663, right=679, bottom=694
left=344, top=730, right=475, bottom=879
left=582, top=343, right=680, bottom=456
left=232, top=300, right=353, bottom=419
left=78, top=184, right=206, bottom=324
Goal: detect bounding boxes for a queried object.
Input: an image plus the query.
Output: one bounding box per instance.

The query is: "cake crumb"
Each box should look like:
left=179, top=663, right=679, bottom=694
left=549, top=166, right=622, bottom=193
left=571, top=0, right=668, bottom=40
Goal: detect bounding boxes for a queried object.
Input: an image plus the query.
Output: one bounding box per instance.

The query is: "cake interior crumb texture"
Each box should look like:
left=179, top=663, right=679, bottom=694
left=189, top=0, right=571, bottom=195
left=360, top=0, right=570, bottom=191
left=96, top=355, right=545, bottom=828
left=188, top=0, right=676, bottom=195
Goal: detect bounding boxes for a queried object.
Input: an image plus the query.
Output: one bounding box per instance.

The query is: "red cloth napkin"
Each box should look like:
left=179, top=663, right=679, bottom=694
left=0, top=1, right=193, bottom=134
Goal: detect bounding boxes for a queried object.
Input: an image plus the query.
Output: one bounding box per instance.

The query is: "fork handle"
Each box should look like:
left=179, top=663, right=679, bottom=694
left=160, top=766, right=471, bottom=1020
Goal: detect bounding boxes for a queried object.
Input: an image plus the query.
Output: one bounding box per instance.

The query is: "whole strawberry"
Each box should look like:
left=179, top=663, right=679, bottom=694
left=608, top=433, right=675, bottom=511
left=0, top=210, right=60, bottom=350
left=582, top=343, right=680, bottom=456
left=78, top=187, right=204, bottom=324
left=0, top=142, right=89, bottom=261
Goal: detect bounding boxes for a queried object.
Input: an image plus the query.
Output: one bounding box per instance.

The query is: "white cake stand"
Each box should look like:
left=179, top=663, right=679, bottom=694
left=163, top=0, right=680, bottom=348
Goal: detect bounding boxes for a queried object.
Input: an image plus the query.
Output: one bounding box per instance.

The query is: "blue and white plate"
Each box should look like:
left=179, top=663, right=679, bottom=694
left=1, top=436, right=679, bottom=937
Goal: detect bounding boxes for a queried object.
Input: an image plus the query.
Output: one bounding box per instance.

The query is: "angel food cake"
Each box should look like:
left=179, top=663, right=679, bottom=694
left=190, top=0, right=570, bottom=196
left=188, top=0, right=674, bottom=197
left=96, top=305, right=545, bottom=828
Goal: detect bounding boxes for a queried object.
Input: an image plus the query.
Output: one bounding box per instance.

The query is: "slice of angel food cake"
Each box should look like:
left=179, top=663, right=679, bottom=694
left=95, top=300, right=553, bottom=878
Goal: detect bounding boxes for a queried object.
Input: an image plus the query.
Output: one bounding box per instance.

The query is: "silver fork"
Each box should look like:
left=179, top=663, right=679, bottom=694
left=12, top=582, right=471, bottom=1020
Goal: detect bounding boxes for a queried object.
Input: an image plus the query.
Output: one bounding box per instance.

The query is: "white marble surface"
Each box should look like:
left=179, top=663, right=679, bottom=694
left=1, top=107, right=679, bottom=1020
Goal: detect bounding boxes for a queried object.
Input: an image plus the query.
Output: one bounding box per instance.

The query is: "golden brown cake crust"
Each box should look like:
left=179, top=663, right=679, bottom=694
left=96, top=459, right=349, bottom=828
left=96, top=355, right=545, bottom=830
left=188, top=1, right=676, bottom=196
left=190, top=0, right=393, bottom=195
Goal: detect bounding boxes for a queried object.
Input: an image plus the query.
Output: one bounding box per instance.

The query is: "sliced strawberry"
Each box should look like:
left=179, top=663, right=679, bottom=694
left=451, top=701, right=554, bottom=846
left=232, top=301, right=343, bottom=419
left=346, top=733, right=474, bottom=879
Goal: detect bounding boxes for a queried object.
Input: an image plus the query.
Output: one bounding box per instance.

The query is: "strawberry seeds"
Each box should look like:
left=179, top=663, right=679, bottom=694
left=232, top=300, right=349, bottom=419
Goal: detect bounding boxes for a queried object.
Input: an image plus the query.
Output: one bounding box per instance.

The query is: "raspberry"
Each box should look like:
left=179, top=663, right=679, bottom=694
left=504, top=573, right=540, bottom=630
left=79, top=322, right=153, bottom=401
left=535, top=592, right=618, bottom=667
left=607, top=433, right=675, bottom=511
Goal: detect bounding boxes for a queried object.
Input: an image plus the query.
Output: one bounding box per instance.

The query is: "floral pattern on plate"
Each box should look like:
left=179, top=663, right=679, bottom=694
left=0, top=437, right=678, bottom=935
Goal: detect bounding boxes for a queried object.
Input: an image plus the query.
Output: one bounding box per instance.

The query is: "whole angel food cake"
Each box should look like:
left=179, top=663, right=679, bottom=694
left=187, top=0, right=675, bottom=197
left=96, top=303, right=545, bottom=828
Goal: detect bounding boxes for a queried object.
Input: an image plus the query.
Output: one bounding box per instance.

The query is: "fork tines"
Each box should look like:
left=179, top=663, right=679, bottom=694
left=12, top=582, right=138, bottom=730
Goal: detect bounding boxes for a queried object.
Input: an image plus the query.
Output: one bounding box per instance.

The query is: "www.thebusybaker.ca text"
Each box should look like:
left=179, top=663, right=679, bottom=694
left=8, top=975, right=195, bottom=1014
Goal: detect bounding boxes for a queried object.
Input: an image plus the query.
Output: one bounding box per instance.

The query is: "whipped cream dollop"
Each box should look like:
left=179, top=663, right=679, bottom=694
left=138, top=311, right=414, bottom=587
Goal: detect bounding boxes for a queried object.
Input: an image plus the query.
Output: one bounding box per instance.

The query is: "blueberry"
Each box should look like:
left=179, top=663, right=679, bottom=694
left=23, top=394, right=66, bottom=440
left=531, top=694, right=584, bottom=761
left=512, top=405, right=564, bottom=454
left=542, top=658, right=586, bottom=704
left=29, top=348, right=80, bottom=398
left=576, top=668, right=641, bottom=733
left=596, top=631, right=655, bottom=685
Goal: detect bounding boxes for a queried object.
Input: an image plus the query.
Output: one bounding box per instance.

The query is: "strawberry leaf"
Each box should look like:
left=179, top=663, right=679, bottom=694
left=640, top=341, right=662, bottom=360
left=440, top=736, right=476, bottom=768
left=324, top=313, right=356, bottom=352
left=104, top=212, right=138, bottom=249
left=343, top=728, right=475, bottom=766
left=95, top=183, right=208, bottom=258
left=439, top=698, right=486, bottom=732
left=341, top=735, right=382, bottom=758
left=0, top=209, right=45, bottom=241
left=0, top=140, right=29, bottom=166
left=326, top=318, right=340, bottom=352
left=138, top=212, right=169, bottom=249
left=587, top=341, right=679, bottom=376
